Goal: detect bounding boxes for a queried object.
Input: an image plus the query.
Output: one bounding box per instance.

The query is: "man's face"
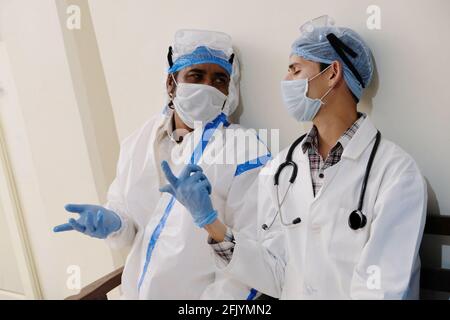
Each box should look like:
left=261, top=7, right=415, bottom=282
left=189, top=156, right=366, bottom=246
left=284, top=55, right=330, bottom=100
left=167, top=63, right=231, bottom=97
left=285, top=55, right=321, bottom=81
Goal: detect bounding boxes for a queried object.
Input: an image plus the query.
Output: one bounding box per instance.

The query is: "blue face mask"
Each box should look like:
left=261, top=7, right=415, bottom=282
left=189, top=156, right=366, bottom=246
left=280, top=65, right=334, bottom=122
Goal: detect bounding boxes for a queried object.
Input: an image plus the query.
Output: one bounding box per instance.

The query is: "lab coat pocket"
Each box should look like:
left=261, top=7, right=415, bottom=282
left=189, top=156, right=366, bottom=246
left=328, top=207, right=369, bottom=264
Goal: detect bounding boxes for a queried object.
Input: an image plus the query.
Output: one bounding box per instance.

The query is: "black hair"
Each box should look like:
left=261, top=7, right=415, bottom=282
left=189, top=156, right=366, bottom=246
left=319, top=63, right=359, bottom=104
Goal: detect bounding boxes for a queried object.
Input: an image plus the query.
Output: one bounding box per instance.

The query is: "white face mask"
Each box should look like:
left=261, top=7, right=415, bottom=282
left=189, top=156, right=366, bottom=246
left=171, top=75, right=227, bottom=129
left=280, top=65, right=333, bottom=122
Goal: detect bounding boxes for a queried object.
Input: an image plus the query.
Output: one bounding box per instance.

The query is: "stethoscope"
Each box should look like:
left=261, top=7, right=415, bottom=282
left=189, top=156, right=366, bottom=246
left=262, top=130, right=381, bottom=231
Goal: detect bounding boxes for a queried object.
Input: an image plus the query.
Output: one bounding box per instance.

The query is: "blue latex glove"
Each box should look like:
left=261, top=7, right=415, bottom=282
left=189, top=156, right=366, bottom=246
left=53, top=204, right=122, bottom=239
left=159, top=161, right=217, bottom=228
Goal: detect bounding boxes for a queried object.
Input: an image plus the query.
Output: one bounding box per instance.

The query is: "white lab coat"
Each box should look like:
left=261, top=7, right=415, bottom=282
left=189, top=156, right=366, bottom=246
left=220, top=115, right=427, bottom=299
left=104, top=110, right=269, bottom=299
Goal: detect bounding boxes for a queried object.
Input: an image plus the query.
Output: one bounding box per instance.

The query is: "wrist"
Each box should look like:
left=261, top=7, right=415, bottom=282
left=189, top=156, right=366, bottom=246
left=204, top=218, right=227, bottom=243
left=196, top=210, right=218, bottom=228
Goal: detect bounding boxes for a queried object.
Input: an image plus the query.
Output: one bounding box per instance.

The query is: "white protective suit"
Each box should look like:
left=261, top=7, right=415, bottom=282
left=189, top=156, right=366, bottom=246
left=218, top=115, right=427, bottom=299
left=103, top=30, right=270, bottom=299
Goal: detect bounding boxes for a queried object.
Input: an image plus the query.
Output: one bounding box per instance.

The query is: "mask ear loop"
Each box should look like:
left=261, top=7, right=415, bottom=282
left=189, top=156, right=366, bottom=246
left=309, top=64, right=332, bottom=81
left=221, top=99, right=227, bottom=111
left=308, top=65, right=334, bottom=105
left=171, top=73, right=178, bottom=87
left=319, top=85, right=334, bottom=105
left=222, top=58, right=233, bottom=114
left=168, top=73, right=178, bottom=109
left=220, top=69, right=231, bottom=112
left=167, top=44, right=177, bottom=103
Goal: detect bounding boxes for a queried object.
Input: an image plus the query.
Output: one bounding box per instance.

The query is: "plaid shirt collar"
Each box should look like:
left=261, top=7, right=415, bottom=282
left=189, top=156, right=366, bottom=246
left=301, top=112, right=366, bottom=155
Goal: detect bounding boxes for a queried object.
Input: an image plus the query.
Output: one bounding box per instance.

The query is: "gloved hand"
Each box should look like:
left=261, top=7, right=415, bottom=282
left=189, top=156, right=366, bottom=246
left=159, top=160, right=217, bottom=228
left=53, top=204, right=122, bottom=239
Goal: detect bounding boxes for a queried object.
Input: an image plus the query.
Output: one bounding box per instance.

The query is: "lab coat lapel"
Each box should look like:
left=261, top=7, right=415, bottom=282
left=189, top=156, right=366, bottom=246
left=291, top=140, right=315, bottom=207
left=312, top=116, right=378, bottom=202
left=312, top=163, right=340, bottom=202
left=341, top=116, right=378, bottom=161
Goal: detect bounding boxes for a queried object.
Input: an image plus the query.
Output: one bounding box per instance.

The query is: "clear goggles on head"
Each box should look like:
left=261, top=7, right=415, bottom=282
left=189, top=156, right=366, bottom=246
left=167, top=29, right=235, bottom=72
left=297, top=15, right=365, bottom=88
left=299, top=15, right=341, bottom=42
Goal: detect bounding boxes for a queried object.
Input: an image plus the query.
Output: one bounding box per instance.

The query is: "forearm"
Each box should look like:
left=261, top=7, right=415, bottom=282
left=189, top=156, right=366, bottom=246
left=204, top=219, right=227, bottom=242
left=204, top=218, right=285, bottom=298
left=210, top=229, right=284, bottom=298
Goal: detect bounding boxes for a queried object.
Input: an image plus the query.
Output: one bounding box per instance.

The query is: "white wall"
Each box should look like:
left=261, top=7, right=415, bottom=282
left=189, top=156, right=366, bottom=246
left=0, top=205, right=23, bottom=297
left=89, top=0, right=450, bottom=216
left=0, top=0, right=117, bottom=299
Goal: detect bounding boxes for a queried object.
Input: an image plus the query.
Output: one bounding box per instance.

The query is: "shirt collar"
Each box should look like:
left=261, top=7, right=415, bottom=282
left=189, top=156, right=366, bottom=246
left=301, top=112, right=367, bottom=154
left=161, top=108, right=190, bottom=143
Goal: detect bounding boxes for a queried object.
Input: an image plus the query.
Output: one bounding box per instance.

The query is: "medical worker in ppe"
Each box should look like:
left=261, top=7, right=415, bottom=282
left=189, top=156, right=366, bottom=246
left=54, top=29, right=270, bottom=299
left=163, top=16, right=427, bottom=299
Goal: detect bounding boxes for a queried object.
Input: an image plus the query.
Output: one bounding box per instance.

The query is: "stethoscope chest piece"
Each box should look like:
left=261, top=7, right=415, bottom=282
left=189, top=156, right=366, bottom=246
left=348, top=209, right=367, bottom=230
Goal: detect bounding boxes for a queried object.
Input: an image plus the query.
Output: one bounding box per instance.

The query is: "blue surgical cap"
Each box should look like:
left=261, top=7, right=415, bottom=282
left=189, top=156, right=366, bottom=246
left=168, top=46, right=233, bottom=75
left=291, top=27, right=374, bottom=100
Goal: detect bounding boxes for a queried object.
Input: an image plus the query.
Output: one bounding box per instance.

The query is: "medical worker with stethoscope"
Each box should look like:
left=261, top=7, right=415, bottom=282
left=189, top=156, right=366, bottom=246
left=161, top=16, right=428, bottom=299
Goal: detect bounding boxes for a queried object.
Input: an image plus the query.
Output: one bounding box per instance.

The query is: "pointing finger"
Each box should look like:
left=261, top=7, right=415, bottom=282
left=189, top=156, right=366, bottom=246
left=64, top=204, right=87, bottom=214
left=53, top=223, right=74, bottom=233
left=161, top=161, right=178, bottom=187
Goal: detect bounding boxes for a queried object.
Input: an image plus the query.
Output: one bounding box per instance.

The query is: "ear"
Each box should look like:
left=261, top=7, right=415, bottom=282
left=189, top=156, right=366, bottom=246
left=329, top=60, right=343, bottom=86
left=166, top=74, right=176, bottom=98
